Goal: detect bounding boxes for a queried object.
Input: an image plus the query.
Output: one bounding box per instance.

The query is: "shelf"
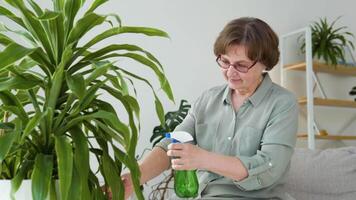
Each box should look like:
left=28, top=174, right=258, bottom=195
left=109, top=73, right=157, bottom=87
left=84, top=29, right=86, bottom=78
left=298, top=97, right=356, bottom=108
left=284, top=61, right=356, bottom=76
left=298, top=133, right=356, bottom=140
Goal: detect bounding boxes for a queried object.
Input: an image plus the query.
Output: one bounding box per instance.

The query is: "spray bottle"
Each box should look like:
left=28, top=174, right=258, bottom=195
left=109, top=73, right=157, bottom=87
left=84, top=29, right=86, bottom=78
left=166, top=131, right=199, bottom=198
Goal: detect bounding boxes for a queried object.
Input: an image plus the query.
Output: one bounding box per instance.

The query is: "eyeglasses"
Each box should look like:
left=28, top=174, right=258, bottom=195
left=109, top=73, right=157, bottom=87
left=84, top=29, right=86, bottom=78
left=216, top=55, right=258, bottom=73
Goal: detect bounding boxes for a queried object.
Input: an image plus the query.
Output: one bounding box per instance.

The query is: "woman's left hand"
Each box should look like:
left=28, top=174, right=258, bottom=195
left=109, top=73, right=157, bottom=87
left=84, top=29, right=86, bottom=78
left=167, top=143, right=209, bottom=170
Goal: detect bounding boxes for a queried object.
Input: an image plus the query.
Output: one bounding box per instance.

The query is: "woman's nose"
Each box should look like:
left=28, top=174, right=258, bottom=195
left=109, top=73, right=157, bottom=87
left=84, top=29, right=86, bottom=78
left=226, top=65, right=238, bottom=76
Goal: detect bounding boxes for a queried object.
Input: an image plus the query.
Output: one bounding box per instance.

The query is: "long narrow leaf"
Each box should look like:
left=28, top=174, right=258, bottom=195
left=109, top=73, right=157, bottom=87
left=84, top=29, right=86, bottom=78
left=69, top=126, right=90, bottom=200
left=0, top=43, right=36, bottom=73
left=55, top=135, right=73, bottom=200
left=102, top=152, right=123, bottom=200
left=31, top=154, right=53, bottom=200
left=65, top=73, right=85, bottom=99
left=66, top=13, right=106, bottom=46
left=7, top=0, right=56, bottom=63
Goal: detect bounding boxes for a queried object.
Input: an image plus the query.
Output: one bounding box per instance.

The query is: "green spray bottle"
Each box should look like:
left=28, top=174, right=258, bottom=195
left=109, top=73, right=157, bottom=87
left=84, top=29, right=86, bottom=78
left=166, top=132, right=199, bottom=198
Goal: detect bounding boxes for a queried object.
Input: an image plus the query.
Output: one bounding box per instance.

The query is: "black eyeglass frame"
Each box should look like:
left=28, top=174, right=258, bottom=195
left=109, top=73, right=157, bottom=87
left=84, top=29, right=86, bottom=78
left=216, top=55, right=258, bottom=73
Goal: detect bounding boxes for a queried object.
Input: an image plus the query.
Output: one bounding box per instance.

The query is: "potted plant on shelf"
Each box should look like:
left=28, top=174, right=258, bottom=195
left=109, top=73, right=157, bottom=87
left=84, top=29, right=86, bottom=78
left=148, top=100, right=191, bottom=200
left=299, top=16, right=355, bottom=66
left=0, top=0, right=174, bottom=200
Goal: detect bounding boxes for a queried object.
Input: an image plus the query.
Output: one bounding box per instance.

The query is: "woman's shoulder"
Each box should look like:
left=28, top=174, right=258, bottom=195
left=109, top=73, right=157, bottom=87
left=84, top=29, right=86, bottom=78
left=199, top=84, right=227, bottom=99
left=269, top=83, right=298, bottom=107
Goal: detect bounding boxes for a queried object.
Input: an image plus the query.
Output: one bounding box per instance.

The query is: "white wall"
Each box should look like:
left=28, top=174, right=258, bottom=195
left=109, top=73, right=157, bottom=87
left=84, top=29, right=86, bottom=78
left=1, top=0, right=356, bottom=197
left=97, top=0, right=356, bottom=156
left=99, top=0, right=356, bottom=196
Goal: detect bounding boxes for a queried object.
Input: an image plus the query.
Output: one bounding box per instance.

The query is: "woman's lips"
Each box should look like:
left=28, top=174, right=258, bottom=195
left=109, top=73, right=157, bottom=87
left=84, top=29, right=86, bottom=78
left=229, top=78, right=241, bottom=82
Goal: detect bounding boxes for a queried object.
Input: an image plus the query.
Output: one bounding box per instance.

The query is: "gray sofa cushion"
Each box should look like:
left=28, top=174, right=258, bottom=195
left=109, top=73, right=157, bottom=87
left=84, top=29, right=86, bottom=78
left=283, top=147, right=356, bottom=200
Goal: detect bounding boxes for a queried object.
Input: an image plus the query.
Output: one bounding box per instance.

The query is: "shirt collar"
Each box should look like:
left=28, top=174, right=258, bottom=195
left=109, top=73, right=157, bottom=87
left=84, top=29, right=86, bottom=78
left=222, top=73, right=273, bottom=107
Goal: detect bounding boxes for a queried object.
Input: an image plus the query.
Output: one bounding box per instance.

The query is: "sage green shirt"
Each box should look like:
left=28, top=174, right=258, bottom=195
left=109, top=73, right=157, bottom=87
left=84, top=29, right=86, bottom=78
left=156, top=73, right=298, bottom=199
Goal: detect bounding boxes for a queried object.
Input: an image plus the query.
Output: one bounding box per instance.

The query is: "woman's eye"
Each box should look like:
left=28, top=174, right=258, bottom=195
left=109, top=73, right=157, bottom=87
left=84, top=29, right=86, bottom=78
left=222, top=60, right=230, bottom=65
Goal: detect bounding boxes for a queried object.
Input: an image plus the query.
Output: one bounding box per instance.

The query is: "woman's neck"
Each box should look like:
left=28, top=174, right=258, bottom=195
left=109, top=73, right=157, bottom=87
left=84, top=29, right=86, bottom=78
left=234, top=75, right=263, bottom=98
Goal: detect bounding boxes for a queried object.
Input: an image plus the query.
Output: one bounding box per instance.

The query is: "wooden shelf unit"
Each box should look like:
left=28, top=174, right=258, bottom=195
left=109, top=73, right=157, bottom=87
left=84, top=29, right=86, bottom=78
left=284, top=61, right=356, bottom=76
left=298, top=97, right=356, bottom=108
left=298, top=133, right=356, bottom=140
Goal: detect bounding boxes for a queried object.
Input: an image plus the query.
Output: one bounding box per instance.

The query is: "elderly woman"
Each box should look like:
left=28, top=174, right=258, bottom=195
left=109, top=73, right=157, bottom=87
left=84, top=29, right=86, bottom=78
left=121, top=17, right=298, bottom=199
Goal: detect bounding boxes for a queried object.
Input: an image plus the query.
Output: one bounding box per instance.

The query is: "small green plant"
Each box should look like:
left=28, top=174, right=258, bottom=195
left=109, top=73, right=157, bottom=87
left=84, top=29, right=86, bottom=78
left=0, top=0, right=174, bottom=199
left=299, top=17, right=355, bottom=65
left=350, top=86, right=356, bottom=101
left=150, top=100, right=191, bottom=147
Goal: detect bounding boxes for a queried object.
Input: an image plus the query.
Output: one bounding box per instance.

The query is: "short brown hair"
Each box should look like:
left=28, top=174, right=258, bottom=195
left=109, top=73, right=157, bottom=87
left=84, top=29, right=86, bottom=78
left=214, top=17, right=279, bottom=71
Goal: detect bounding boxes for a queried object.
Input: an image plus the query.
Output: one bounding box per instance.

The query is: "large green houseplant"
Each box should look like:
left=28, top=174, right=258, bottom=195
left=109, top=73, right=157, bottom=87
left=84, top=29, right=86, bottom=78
left=0, top=0, right=174, bottom=200
left=299, top=17, right=355, bottom=66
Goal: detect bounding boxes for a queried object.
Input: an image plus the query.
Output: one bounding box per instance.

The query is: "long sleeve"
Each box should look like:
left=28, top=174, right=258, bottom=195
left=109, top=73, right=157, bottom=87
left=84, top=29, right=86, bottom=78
left=234, top=97, right=298, bottom=191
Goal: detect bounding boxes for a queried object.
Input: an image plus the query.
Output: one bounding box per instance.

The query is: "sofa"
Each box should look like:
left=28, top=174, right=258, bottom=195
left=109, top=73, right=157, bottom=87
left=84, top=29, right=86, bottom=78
left=282, top=146, right=356, bottom=200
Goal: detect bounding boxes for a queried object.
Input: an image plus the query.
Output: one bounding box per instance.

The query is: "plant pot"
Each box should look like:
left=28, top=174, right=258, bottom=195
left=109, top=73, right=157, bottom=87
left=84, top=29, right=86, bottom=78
left=0, top=180, right=60, bottom=200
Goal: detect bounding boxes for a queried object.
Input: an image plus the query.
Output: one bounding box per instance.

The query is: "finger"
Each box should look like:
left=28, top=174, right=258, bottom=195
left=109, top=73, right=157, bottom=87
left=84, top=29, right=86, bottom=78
left=168, top=143, right=184, bottom=150
left=171, top=158, right=184, bottom=166
left=167, top=149, right=183, bottom=157
left=172, top=163, right=185, bottom=170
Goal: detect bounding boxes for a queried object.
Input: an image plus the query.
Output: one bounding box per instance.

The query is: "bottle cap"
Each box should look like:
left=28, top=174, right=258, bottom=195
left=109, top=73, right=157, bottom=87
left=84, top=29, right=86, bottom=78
left=165, top=133, right=171, bottom=139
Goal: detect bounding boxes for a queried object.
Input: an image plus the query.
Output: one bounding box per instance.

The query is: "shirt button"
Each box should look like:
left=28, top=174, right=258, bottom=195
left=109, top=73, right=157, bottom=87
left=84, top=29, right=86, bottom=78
left=227, top=137, right=232, bottom=140
left=268, top=162, right=273, bottom=167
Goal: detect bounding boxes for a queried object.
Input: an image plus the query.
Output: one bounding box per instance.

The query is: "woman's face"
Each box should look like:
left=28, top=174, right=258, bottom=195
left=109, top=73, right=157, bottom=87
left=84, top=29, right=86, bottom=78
left=220, top=44, right=266, bottom=91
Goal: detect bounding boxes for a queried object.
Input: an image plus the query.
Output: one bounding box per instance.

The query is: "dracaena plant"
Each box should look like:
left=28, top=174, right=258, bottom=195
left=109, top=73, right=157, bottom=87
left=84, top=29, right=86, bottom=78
left=299, top=16, right=355, bottom=66
left=0, top=0, right=174, bottom=200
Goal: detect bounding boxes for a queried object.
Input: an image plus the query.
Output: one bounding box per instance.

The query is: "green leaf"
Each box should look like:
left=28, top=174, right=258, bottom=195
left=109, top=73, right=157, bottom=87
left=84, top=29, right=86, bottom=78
left=85, top=61, right=112, bottom=85
left=112, top=145, right=144, bottom=200
left=55, top=135, right=73, bottom=200
left=78, top=81, right=105, bottom=112
left=0, top=91, right=29, bottom=122
left=7, top=0, right=56, bottom=64
left=0, top=5, right=26, bottom=28
left=26, top=0, right=43, bottom=16
left=64, top=0, right=84, bottom=36
left=0, top=105, right=28, bottom=123
left=0, top=33, right=13, bottom=46
left=82, top=26, right=169, bottom=51
left=81, top=44, right=165, bottom=70
left=114, top=53, right=174, bottom=102
left=53, top=0, right=65, bottom=11
left=31, top=154, right=53, bottom=200
left=66, top=13, right=106, bottom=45
left=69, top=126, right=90, bottom=200
left=38, top=9, right=60, bottom=21
left=47, top=64, right=64, bottom=110
left=155, top=98, right=165, bottom=127
left=85, top=0, right=109, bottom=14
left=11, top=159, right=34, bottom=199
left=22, top=110, right=46, bottom=141
left=66, top=160, right=82, bottom=200
left=0, top=73, right=42, bottom=91
left=102, top=152, right=123, bottom=200
left=57, top=110, right=130, bottom=140
left=0, top=127, right=20, bottom=162
left=65, top=73, right=85, bottom=99
left=0, top=43, right=36, bottom=73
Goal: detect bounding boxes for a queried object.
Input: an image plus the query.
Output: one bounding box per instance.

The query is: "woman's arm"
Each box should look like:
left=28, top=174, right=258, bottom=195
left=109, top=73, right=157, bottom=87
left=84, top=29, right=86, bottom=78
left=138, top=146, right=171, bottom=184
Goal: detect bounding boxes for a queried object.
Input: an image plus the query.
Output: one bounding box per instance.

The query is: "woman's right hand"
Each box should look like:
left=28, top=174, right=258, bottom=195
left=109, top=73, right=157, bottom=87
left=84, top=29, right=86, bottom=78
left=122, top=173, right=134, bottom=200
left=105, top=173, right=134, bottom=200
